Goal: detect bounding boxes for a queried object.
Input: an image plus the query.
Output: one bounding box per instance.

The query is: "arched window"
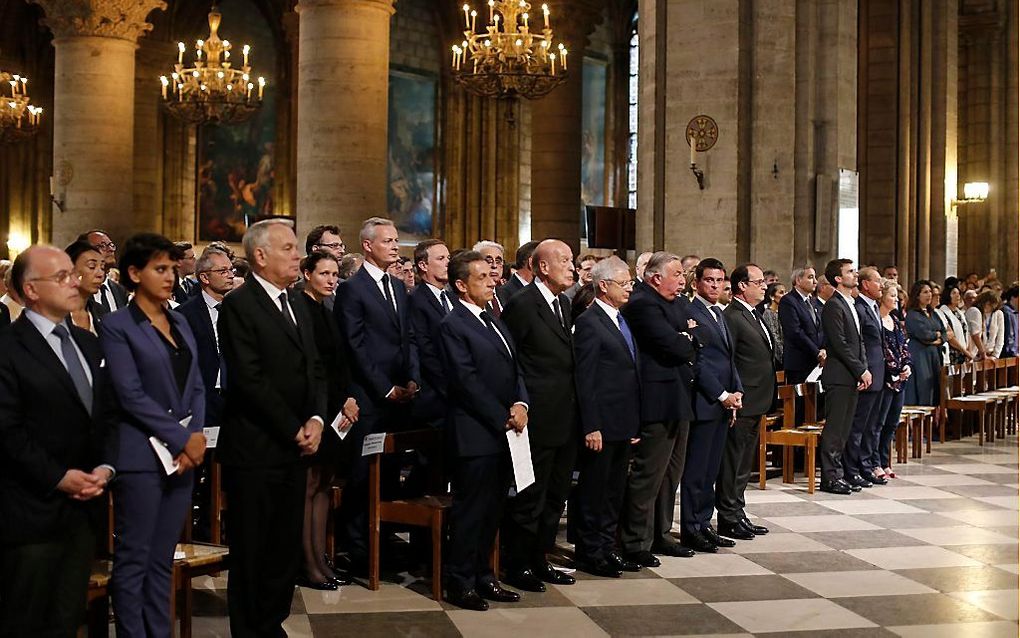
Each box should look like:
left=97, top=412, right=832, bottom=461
left=627, top=17, right=638, bottom=209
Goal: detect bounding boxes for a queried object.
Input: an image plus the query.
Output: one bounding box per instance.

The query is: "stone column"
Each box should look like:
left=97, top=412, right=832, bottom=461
left=529, top=1, right=601, bottom=254
left=133, top=39, right=176, bottom=239
left=32, top=0, right=166, bottom=247
left=295, top=0, right=395, bottom=244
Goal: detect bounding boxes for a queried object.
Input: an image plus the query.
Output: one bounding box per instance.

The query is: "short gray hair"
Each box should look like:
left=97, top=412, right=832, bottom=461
left=242, top=218, right=294, bottom=263
left=472, top=240, right=504, bottom=255
left=643, top=251, right=680, bottom=281
left=591, top=256, right=630, bottom=287
left=790, top=265, right=815, bottom=288
left=196, top=246, right=231, bottom=275
left=359, top=217, right=395, bottom=244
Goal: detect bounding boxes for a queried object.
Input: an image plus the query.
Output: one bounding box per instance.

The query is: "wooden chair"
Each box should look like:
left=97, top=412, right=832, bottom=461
left=759, top=383, right=821, bottom=493
left=944, top=362, right=996, bottom=445
left=171, top=542, right=230, bottom=638
left=84, top=560, right=112, bottom=638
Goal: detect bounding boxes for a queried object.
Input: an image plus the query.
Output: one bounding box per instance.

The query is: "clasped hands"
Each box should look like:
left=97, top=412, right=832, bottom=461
left=721, top=392, right=743, bottom=410
left=387, top=381, right=420, bottom=404
left=857, top=370, right=873, bottom=391
left=57, top=466, right=114, bottom=501
left=336, top=397, right=360, bottom=433
left=295, top=418, right=324, bottom=457
left=174, top=432, right=208, bottom=474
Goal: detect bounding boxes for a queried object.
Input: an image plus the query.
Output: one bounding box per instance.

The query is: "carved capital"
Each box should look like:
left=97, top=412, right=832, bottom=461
left=296, top=0, right=395, bottom=16
left=31, top=0, right=166, bottom=42
left=543, top=0, right=604, bottom=51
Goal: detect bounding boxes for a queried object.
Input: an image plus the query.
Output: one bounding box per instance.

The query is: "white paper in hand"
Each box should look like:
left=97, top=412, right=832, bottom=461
left=149, top=437, right=179, bottom=476
left=506, top=428, right=535, bottom=492
left=203, top=426, right=220, bottom=448
left=806, top=365, right=823, bottom=383
left=329, top=411, right=351, bottom=440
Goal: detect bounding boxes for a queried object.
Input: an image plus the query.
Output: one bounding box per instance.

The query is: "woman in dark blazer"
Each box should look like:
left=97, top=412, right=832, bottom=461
left=99, top=233, right=207, bottom=638
left=295, top=251, right=359, bottom=589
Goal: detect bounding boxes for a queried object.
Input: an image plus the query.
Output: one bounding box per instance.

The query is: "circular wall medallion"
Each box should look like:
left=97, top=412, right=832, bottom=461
left=57, top=160, right=74, bottom=186
left=685, top=115, right=719, bottom=152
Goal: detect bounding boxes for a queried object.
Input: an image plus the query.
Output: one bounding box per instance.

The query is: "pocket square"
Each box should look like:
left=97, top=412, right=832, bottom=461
left=99, top=359, right=106, bottom=368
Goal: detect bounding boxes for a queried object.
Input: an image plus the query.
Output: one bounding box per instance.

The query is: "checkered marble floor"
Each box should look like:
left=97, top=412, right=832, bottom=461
left=186, top=435, right=1019, bottom=637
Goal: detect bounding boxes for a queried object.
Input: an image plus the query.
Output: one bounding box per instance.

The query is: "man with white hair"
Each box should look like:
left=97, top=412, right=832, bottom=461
left=474, top=240, right=506, bottom=318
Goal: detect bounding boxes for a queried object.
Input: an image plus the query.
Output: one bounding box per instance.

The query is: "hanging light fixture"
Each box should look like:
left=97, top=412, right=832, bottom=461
left=0, top=69, right=42, bottom=144
left=160, top=5, right=265, bottom=124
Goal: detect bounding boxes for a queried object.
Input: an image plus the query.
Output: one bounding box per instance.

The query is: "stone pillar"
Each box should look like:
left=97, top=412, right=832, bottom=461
left=133, top=39, right=176, bottom=239
left=529, top=1, right=601, bottom=253
left=295, top=0, right=395, bottom=244
left=32, top=0, right=166, bottom=247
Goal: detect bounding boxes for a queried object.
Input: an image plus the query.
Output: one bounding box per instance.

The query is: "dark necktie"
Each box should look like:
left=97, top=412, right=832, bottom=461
left=440, top=291, right=452, bottom=314
left=750, top=307, right=772, bottom=348
left=711, top=305, right=730, bottom=346
left=806, top=295, right=818, bottom=325
left=278, top=291, right=297, bottom=328
left=489, top=294, right=502, bottom=320
left=97, top=283, right=112, bottom=313
left=552, top=298, right=566, bottom=331
left=213, top=303, right=227, bottom=389
left=52, top=324, right=93, bottom=413
left=480, top=310, right=510, bottom=355
left=380, top=274, right=396, bottom=314
left=617, top=313, right=636, bottom=361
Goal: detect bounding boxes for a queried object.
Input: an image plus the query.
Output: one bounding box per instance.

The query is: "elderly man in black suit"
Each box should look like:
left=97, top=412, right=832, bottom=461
left=500, top=238, right=578, bottom=591
left=682, top=258, right=743, bottom=553
left=619, top=252, right=699, bottom=566
left=573, top=257, right=643, bottom=577
left=496, top=240, right=539, bottom=307
left=718, top=264, right=775, bottom=540
left=218, top=219, right=327, bottom=637
left=819, top=258, right=872, bottom=495
left=842, top=266, right=887, bottom=488
left=439, top=250, right=528, bottom=611
left=779, top=266, right=826, bottom=383
left=408, top=239, right=452, bottom=428
left=0, top=245, right=117, bottom=637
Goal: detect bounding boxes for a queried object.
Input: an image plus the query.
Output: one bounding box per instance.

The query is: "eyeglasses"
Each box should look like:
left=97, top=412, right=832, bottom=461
left=29, top=270, right=80, bottom=286
left=315, top=242, right=346, bottom=252
left=747, top=278, right=766, bottom=286
left=483, top=256, right=505, bottom=266
left=607, top=279, right=634, bottom=291
left=201, top=267, right=235, bottom=277
left=91, top=242, right=116, bottom=252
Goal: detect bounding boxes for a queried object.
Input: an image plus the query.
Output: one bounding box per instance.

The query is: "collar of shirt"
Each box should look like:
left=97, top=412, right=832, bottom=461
left=734, top=297, right=757, bottom=314
left=534, top=279, right=558, bottom=309
left=594, top=297, right=620, bottom=322
left=251, top=271, right=287, bottom=303
left=361, top=259, right=387, bottom=284
left=796, top=289, right=813, bottom=303
left=425, top=282, right=446, bottom=305
left=459, top=298, right=487, bottom=324
left=24, top=308, right=94, bottom=383
left=862, top=295, right=879, bottom=313
left=202, top=289, right=221, bottom=311
left=23, top=307, right=62, bottom=339
left=836, top=289, right=855, bottom=306
left=514, top=273, right=530, bottom=288
left=696, top=295, right=717, bottom=312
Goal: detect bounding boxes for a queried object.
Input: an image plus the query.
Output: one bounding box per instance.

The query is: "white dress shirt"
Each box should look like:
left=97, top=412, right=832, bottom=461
left=459, top=299, right=527, bottom=411
left=361, top=260, right=398, bottom=312
left=836, top=290, right=861, bottom=335
left=25, top=308, right=93, bottom=384
left=734, top=297, right=773, bottom=349
left=202, top=290, right=223, bottom=388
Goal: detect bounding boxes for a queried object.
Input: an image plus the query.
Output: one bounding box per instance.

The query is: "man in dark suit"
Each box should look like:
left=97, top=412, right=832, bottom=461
left=778, top=266, right=826, bottom=383
left=682, top=258, right=744, bottom=553
left=573, top=257, right=642, bottom=577
left=0, top=300, right=8, bottom=332
left=439, top=250, right=528, bottom=611
left=496, top=240, right=539, bottom=307
left=474, top=241, right=507, bottom=318
left=619, top=252, right=698, bottom=566
left=178, top=246, right=235, bottom=540
left=172, top=242, right=199, bottom=304
left=842, top=266, right=887, bottom=488
left=79, top=229, right=129, bottom=313
left=218, top=219, right=327, bottom=637
left=0, top=245, right=117, bottom=637
left=334, top=217, right=420, bottom=568
left=500, top=239, right=578, bottom=591
left=718, top=264, right=775, bottom=540
left=819, top=258, right=871, bottom=495
left=408, top=239, right=451, bottom=428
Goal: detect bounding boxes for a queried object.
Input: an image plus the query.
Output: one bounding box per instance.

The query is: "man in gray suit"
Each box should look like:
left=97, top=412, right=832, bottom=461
left=718, top=264, right=775, bottom=540
left=819, top=259, right=871, bottom=495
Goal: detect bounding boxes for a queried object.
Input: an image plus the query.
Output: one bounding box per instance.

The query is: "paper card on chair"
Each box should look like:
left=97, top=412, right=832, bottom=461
left=361, top=432, right=386, bottom=456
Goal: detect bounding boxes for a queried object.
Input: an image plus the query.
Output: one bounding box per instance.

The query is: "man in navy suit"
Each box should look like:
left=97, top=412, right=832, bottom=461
left=778, top=266, right=826, bottom=383
left=439, top=250, right=528, bottom=611
left=334, top=217, right=420, bottom=568
left=408, top=238, right=452, bottom=428
left=843, top=267, right=887, bottom=488
left=573, top=257, right=642, bottom=577
left=496, top=240, right=538, bottom=307
left=619, top=252, right=698, bottom=566
left=682, top=258, right=744, bottom=553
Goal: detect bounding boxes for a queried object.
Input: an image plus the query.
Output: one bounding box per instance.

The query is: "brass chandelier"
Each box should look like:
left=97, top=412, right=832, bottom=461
left=451, top=1, right=568, bottom=100
left=0, top=70, right=42, bottom=144
left=160, top=5, right=265, bottom=125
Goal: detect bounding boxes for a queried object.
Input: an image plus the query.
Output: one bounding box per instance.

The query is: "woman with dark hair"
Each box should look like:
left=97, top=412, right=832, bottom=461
left=865, top=279, right=912, bottom=480
left=99, top=233, right=207, bottom=637
left=903, top=280, right=943, bottom=406
left=570, top=281, right=597, bottom=324
left=294, top=251, right=359, bottom=589
left=762, top=282, right=786, bottom=366
left=935, top=285, right=973, bottom=364
left=65, top=240, right=108, bottom=334
left=976, top=290, right=1005, bottom=358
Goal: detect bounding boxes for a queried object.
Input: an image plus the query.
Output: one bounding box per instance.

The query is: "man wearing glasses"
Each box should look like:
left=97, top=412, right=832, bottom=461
left=78, top=229, right=128, bottom=312
left=473, top=241, right=506, bottom=318
left=302, top=225, right=346, bottom=311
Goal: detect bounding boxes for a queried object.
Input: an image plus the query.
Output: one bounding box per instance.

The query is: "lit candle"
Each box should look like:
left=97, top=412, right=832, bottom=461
left=463, top=4, right=470, bottom=28
left=689, top=135, right=696, bottom=165
left=550, top=52, right=556, bottom=75
left=494, top=14, right=500, bottom=31
left=20, top=77, right=27, bottom=94
left=243, top=44, right=250, bottom=67
left=178, top=41, right=185, bottom=64
left=471, top=9, right=477, bottom=32
left=522, top=12, right=529, bottom=28
left=160, top=75, right=168, bottom=99
left=49, top=175, right=55, bottom=196
left=543, top=4, right=550, bottom=27
left=488, top=0, right=494, bottom=21
left=258, top=76, right=265, bottom=99
left=8, top=81, right=15, bottom=97
left=247, top=82, right=253, bottom=99
left=559, top=45, right=567, bottom=70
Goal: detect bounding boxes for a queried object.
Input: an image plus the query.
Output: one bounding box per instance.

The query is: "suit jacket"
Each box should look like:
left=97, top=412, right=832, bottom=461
left=620, top=281, right=697, bottom=424
left=496, top=274, right=527, bottom=307
left=500, top=281, right=578, bottom=448
left=821, top=293, right=868, bottom=387
left=687, top=298, right=743, bottom=421
left=724, top=301, right=777, bottom=416
left=0, top=302, right=9, bottom=332
left=0, top=316, right=118, bottom=544
left=334, top=265, right=420, bottom=421
left=854, top=296, right=886, bottom=393
left=778, top=291, right=825, bottom=373
left=105, top=278, right=130, bottom=309
left=408, top=283, right=450, bottom=424
left=177, top=293, right=226, bottom=425
left=573, top=303, right=640, bottom=441
left=439, top=301, right=528, bottom=457
left=99, top=304, right=206, bottom=472
left=217, top=275, right=327, bottom=467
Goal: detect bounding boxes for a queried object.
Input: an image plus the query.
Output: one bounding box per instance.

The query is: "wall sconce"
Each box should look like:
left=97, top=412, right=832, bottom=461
left=6, top=232, right=30, bottom=257
left=686, top=115, right=718, bottom=191
left=952, top=181, right=989, bottom=209
left=49, top=175, right=65, bottom=213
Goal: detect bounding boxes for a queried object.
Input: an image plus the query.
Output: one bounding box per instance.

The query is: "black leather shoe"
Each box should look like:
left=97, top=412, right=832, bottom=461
left=297, top=576, right=338, bottom=591
left=503, top=568, right=546, bottom=593
left=608, top=551, right=643, bottom=572
left=326, top=574, right=352, bottom=587
left=477, top=581, right=521, bottom=603
left=624, top=550, right=660, bottom=568
left=846, top=474, right=872, bottom=488
left=680, top=534, right=718, bottom=553
left=652, top=542, right=696, bottom=558
left=868, top=473, right=888, bottom=485
left=702, top=528, right=736, bottom=548
left=820, top=480, right=853, bottom=495
left=537, top=562, right=575, bottom=585
left=581, top=559, right=623, bottom=578
left=446, top=589, right=489, bottom=611
left=717, top=523, right=755, bottom=541
left=740, top=518, right=769, bottom=535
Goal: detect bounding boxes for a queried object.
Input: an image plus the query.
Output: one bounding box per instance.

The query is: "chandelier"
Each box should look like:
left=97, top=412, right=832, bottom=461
left=0, top=70, right=42, bottom=144
left=451, top=1, right=568, bottom=100
left=159, top=5, right=265, bottom=125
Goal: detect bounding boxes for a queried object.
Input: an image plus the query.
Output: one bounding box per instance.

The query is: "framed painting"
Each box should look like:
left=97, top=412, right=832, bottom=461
left=581, top=56, right=608, bottom=238
left=388, top=68, right=437, bottom=245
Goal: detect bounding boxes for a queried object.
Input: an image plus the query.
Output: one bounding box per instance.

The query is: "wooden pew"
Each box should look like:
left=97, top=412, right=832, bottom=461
left=758, top=383, right=821, bottom=493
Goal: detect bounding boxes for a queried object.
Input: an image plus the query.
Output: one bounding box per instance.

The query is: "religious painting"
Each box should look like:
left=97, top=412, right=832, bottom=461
left=581, top=57, right=608, bottom=238
left=195, top=0, right=278, bottom=243
left=387, top=69, right=437, bottom=245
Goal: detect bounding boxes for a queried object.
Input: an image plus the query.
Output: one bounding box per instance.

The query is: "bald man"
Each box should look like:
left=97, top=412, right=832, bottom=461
left=500, top=239, right=579, bottom=592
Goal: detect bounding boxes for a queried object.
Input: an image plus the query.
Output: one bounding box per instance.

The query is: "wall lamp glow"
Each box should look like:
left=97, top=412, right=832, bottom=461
left=952, top=181, right=989, bottom=209
left=6, top=232, right=30, bottom=256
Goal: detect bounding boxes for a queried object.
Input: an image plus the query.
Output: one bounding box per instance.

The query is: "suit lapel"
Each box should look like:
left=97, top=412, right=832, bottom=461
left=357, top=268, right=400, bottom=328
left=739, top=305, right=773, bottom=353
left=692, top=299, right=728, bottom=348
left=458, top=304, right=512, bottom=361
left=593, top=304, right=633, bottom=361
left=14, top=319, right=90, bottom=415
left=170, top=311, right=199, bottom=404
left=530, top=285, right=570, bottom=344
left=247, top=277, right=302, bottom=348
